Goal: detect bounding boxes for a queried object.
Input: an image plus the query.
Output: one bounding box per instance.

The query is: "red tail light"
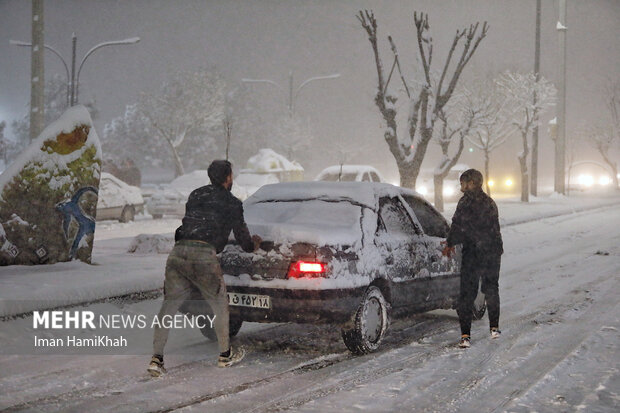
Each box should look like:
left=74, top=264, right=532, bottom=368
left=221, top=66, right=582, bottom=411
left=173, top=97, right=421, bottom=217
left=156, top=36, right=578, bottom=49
left=287, top=261, right=327, bottom=279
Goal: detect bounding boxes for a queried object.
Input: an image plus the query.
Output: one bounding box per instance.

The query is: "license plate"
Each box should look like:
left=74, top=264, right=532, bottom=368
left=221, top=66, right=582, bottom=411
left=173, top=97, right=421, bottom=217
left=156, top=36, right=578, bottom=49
left=227, top=292, right=271, bottom=309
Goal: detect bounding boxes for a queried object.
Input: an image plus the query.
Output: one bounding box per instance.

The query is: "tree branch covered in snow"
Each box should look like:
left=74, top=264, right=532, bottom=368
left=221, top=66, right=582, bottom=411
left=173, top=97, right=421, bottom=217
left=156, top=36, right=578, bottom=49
left=138, top=69, right=226, bottom=177
left=465, top=76, right=519, bottom=195
left=585, top=125, right=619, bottom=189
left=496, top=71, right=556, bottom=201
left=431, top=88, right=486, bottom=210
left=103, top=69, right=226, bottom=177
left=357, top=10, right=488, bottom=189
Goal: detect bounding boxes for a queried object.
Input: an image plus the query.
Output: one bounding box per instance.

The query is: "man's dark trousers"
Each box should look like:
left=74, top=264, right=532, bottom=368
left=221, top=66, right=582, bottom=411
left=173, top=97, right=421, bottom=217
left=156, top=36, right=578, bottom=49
left=457, top=249, right=501, bottom=336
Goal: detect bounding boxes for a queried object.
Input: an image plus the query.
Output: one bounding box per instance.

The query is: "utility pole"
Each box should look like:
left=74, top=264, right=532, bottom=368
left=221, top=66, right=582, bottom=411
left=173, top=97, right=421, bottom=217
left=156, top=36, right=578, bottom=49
left=555, top=0, right=567, bottom=194
left=29, top=0, right=45, bottom=142
left=531, top=0, right=541, bottom=196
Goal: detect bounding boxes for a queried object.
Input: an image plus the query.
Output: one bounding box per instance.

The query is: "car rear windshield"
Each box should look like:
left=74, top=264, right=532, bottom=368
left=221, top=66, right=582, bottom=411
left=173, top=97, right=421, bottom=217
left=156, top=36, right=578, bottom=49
left=245, top=199, right=362, bottom=232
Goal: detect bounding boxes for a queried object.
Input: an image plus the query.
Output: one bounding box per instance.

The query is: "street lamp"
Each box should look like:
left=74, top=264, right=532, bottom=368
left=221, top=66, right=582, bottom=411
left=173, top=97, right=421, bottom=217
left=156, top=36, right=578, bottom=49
left=10, top=34, right=140, bottom=107
left=74, top=35, right=140, bottom=105
left=242, top=71, right=340, bottom=117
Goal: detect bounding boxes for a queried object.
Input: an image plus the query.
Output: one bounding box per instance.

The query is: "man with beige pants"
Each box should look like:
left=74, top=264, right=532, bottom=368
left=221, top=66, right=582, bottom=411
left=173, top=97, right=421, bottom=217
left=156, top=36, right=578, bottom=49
left=148, top=160, right=261, bottom=376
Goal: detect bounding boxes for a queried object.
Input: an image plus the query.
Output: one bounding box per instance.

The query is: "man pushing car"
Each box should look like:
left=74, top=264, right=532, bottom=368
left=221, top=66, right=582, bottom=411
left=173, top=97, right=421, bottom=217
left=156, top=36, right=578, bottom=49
left=148, top=160, right=261, bottom=376
left=442, top=168, right=503, bottom=349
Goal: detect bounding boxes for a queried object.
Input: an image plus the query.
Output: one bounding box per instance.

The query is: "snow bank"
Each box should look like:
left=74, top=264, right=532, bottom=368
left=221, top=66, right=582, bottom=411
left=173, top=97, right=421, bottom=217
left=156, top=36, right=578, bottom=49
left=127, top=233, right=174, bottom=254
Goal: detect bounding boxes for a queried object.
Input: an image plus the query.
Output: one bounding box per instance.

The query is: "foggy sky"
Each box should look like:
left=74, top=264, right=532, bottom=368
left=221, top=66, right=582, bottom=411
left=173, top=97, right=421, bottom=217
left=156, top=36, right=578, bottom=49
left=1, top=0, right=618, bottom=184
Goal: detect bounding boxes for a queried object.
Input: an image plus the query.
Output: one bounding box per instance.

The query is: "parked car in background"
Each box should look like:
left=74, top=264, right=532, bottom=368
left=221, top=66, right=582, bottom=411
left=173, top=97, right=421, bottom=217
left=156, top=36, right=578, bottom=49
left=235, top=148, right=304, bottom=197
left=96, top=172, right=144, bottom=222
left=180, top=182, right=486, bottom=354
left=146, top=170, right=248, bottom=219
left=314, top=165, right=385, bottom=183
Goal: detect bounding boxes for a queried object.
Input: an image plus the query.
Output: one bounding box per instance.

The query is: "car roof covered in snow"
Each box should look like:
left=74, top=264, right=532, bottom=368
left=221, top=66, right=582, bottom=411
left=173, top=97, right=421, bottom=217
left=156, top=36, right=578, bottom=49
left=245, top=181, right=423, bottom=210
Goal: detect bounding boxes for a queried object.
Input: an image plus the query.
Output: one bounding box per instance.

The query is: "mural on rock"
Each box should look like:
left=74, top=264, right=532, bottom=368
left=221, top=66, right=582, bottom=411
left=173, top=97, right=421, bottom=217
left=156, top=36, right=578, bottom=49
left=0, top=106, right=102, bottom=265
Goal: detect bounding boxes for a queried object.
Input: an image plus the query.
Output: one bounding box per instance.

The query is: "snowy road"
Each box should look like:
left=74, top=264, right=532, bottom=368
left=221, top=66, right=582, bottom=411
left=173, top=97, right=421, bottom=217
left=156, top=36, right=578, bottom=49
left=1, top=205, right=618, bottom=412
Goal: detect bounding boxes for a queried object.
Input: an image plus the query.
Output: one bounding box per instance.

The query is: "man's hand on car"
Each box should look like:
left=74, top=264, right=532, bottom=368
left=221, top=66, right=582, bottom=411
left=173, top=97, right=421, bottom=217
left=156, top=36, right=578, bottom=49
left=251, top=235, right=262, bottom=251
left=440, top=241, right=455, bottom=258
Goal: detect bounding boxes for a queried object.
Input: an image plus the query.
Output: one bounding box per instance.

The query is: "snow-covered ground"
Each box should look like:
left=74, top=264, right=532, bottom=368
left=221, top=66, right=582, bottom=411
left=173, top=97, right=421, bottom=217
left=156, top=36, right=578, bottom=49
left=0, top=192, right=618, bottom=412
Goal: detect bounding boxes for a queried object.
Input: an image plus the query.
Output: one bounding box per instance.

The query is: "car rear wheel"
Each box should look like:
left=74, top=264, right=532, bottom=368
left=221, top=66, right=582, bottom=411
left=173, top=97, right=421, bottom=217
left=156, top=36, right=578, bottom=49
left=341, top=286, right=389, bottom=354
left=472, top=287, right=487, bottom=320
left=120, top=206, right=135, bottom=223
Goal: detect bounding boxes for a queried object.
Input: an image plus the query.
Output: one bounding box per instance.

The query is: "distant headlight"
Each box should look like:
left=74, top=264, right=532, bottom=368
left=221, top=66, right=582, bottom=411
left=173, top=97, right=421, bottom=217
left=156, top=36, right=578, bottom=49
left=443, top=186, right=455, bottom=197
left=488, top=180, right=495, bottom=187
left=599, top=176, right=611, bottom=186
left=505, top=179, right=513, bottom=187
left=577, top=174, right=594, bottom=187
left=417, top=186, right=428, bottom=196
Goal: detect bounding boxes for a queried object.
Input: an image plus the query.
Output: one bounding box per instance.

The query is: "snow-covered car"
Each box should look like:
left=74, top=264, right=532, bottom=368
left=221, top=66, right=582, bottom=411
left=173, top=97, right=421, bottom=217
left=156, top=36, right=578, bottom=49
left=314, top=165, right=385, bottom=183
left=181, top=182, right=485, bottom=354
left=416, top=163, right=470, bottom=202
left=146, top=170, right=248, bottom=219
left=96, top=172, right=144, bottom=222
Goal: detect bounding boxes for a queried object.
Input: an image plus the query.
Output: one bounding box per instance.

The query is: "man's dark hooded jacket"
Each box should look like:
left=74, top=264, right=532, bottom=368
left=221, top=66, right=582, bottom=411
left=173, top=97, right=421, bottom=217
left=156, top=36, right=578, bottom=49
left=447, top=188, right=503, bottom=260
left=174, top=184, right=254, bottom=253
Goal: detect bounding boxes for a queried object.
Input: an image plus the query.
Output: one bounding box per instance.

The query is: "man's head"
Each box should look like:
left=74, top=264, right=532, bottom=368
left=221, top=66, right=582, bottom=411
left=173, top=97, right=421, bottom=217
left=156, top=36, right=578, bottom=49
left=208, top=160, right=233, bottom=190
left=459, top=168, right=483, bottom=193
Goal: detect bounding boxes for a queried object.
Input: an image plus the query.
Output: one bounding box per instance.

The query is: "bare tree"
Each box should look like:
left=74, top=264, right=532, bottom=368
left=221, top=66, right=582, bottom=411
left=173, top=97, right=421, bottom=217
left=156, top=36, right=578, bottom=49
left=357, top=10, right=488, bottom=189
left=496, top=71, right=555, bottom=202
left=466, top=78, right=518, bottom=195
left=139, top=69, right=226, bottom=177
left=432, top=89, right=485, bottom=211
left=586, top=126, right=619, bottom=189
left=223, top=115, right=232, bottom=162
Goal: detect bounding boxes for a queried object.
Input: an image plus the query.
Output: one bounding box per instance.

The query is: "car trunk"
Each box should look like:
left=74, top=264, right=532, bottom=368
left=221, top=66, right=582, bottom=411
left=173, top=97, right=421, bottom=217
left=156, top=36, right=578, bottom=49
left=220, top=239, right=357, bottom=281
left=222, top=241, right=313, bottom=280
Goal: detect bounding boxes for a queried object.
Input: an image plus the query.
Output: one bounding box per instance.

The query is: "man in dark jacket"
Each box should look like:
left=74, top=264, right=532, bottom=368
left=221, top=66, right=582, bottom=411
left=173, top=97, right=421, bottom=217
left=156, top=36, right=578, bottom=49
left=148, top=160, right=261, bottom=376
left=442, top=169, right=503, bottom=348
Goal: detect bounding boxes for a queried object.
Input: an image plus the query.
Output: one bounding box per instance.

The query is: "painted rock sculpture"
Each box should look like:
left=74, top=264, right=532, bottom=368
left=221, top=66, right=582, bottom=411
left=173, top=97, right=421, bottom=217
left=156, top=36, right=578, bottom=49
left=0, top=105, right=102, bottom=265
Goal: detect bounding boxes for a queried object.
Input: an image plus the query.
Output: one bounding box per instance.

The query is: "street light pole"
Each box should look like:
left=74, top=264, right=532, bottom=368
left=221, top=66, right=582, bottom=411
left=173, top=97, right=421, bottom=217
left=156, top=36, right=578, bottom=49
left=11, top=34, right=140, bottom=108
left=70, top=33, right=77, bottom=106
left=242, top=71, right=340, bottom=117
left=74, top=36, right=140, bottom=105
left=555, top=0, right=567, bottom=194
